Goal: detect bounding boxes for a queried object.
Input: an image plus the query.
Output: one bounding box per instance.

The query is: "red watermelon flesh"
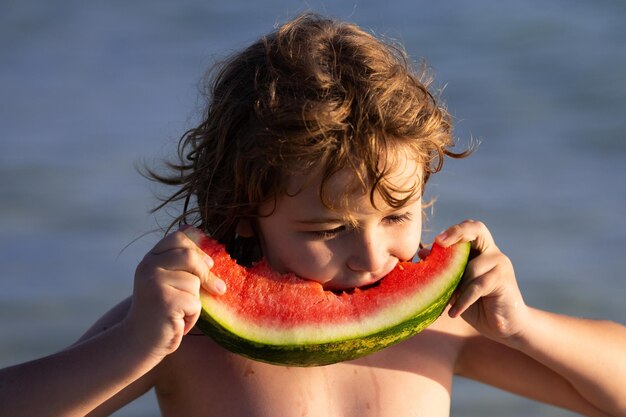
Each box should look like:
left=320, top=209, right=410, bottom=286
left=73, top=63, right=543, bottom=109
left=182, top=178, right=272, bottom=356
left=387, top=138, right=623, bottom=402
left=184, top=227, right=470, bottom=366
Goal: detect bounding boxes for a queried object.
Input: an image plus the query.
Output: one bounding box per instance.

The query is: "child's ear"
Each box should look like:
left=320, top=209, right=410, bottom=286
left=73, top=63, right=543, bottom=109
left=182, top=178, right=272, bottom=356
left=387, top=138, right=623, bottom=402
left=235, top=218, right=255, bottom=238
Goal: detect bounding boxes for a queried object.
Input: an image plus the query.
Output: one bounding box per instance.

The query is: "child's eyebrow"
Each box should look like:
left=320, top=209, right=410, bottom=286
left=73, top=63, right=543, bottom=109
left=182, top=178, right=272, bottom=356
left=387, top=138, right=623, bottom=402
left=291, top=194, right=422, bottom=226
left=292, top=211, right=362, bottom=226
left=293, top=217, right=350, bottom=225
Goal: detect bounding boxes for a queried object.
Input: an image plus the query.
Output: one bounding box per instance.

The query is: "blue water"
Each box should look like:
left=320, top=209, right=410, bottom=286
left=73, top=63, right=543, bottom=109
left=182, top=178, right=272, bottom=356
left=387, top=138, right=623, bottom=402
left=1, top=1, right=624, bottom=416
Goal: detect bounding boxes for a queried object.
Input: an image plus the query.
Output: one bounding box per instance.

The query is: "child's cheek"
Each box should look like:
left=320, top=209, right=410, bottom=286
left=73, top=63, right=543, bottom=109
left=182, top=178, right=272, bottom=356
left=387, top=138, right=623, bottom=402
left=271, top=239, right=338, bottom=284
left=298, top=241, right=343, bottom=281
left=395, top=222, right=422, bottom=261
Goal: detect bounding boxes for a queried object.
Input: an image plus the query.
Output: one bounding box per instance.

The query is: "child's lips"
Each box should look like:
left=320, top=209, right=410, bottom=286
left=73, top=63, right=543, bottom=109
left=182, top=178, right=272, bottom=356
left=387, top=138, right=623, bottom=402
left=323, top=274, right=381, bottom=291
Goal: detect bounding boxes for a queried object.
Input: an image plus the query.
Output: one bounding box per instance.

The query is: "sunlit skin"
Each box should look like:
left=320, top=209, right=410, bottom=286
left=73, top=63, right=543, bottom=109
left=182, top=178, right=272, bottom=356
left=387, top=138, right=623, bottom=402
left=1, top=152, right=625, bottom=417
left=255, top=154, right=423, bottom=291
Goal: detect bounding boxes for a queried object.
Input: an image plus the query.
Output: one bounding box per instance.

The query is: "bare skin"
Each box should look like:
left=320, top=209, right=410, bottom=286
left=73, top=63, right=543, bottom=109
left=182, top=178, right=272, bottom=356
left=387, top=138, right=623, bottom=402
left=1, top=156, right=625, bottom=416
left=81, top=298, right=470, bottom=417
left=73, top=295, right=622, bottom=417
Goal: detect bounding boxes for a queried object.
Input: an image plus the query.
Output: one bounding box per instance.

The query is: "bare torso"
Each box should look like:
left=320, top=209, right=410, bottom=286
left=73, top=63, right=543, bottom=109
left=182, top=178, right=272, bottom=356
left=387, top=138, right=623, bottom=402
left=154, top=313, right=471, bottom=417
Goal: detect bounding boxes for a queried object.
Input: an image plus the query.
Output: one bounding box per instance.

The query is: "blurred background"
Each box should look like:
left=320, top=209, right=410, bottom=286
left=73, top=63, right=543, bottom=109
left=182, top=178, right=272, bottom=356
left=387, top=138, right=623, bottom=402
left=1, top=1, right=624, bottom=416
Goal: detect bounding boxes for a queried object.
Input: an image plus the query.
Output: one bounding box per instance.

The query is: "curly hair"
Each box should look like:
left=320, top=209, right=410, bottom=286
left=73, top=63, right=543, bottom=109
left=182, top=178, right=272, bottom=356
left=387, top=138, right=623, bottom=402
left=148, top=13, right=470, bottom=251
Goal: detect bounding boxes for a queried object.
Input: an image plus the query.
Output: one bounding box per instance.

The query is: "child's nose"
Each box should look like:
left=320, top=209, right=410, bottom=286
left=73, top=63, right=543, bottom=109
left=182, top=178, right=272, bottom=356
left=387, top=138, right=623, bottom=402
left=346, top=230, right=387, bottom=273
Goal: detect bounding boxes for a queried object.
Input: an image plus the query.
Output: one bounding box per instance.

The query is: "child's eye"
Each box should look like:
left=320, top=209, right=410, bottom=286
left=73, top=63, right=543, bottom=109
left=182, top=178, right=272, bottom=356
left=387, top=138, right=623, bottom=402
left=307, top=225, right=346, bottom=240
left=384, top=212, right=412, bottom=225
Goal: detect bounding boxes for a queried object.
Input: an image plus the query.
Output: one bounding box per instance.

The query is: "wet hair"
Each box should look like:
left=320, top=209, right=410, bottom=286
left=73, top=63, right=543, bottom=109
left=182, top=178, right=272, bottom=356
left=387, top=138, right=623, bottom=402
left=148, top=13, right=470, bottom=252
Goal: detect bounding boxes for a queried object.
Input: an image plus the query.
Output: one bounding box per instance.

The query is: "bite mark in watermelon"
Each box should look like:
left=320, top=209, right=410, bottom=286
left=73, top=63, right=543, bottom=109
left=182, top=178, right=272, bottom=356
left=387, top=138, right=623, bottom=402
left=183, top=228, right=470, bottom=366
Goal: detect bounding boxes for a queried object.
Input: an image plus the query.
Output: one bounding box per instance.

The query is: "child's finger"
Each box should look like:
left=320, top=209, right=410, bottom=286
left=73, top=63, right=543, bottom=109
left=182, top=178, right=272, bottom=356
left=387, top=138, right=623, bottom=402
left=143, top=232, right=226, bottom=295
left=449, top=260, right=505, bottom=318
left=448, top=273, right=492, bottom=317
left=203, top=270, right=227, bottom=295
left=160, top=284, right=203, bottom=335
left=176, top=227, right=228, bottom=295
left=462, top=252, right=504, bottom=283
left=435, top=219, right=497, bottom=254
left=181, top=295, right=203, bottom=335
left=159, top=270, right=202, bottom=296
left=149, top=230, right=200, bottom=255
left=140, top=248, right=221, bottom=294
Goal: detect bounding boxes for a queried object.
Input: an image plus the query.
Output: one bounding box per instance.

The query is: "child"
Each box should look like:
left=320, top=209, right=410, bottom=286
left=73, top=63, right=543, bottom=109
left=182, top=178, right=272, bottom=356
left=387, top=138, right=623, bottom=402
left=1, top=13, right=625, bottom=417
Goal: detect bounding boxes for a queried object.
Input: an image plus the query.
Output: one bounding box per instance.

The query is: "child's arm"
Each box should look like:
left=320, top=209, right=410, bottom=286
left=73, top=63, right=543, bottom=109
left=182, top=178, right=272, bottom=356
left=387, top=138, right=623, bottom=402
left=437, top=220, right=626, bottom=417
left=0, top=312, right=158, bottom=417
left=0, top=229, right=225, bottom=417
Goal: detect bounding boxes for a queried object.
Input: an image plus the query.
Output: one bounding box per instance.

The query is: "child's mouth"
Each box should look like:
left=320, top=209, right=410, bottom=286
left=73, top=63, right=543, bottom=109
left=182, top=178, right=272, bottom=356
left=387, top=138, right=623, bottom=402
left=329, top=278, right=384, bottom=295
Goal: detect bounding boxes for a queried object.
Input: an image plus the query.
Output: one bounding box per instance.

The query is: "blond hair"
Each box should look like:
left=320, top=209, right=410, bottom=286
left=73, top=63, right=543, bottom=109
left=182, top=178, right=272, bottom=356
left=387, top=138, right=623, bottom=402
left=149, top=13, right=470, bottom=251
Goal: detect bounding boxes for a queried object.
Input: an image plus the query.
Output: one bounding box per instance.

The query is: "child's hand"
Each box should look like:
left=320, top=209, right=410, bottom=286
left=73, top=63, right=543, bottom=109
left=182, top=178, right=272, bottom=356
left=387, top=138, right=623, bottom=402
left=124, top=228, right=226, bottom=359
left=434, top=220, right=528, bottom=342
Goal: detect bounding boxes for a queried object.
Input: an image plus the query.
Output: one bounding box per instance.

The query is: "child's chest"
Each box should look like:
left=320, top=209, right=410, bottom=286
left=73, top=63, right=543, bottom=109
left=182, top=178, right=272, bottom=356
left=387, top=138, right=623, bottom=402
left=156, top=324, right=464, bottom=417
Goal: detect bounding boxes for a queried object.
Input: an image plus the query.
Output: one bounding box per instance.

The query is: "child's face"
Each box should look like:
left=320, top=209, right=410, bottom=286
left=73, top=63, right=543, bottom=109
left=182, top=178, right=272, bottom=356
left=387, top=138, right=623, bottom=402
left=255, top=152, right=423, bottom=291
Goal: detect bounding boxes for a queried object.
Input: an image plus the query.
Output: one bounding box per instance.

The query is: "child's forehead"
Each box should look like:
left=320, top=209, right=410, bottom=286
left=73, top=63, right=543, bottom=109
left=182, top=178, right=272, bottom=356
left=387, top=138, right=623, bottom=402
left=284, top=151, right=423, bottom=212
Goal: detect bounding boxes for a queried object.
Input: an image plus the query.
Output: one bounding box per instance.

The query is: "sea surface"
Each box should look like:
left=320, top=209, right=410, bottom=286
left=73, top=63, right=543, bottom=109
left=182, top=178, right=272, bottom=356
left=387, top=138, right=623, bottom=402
left=1, top=1, right=625, bottom=416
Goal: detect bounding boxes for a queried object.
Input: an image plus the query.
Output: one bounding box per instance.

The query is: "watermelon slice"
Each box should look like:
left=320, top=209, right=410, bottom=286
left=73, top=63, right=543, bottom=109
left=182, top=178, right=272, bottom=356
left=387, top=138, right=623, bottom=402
left=183, top=228, right=470, bottom=366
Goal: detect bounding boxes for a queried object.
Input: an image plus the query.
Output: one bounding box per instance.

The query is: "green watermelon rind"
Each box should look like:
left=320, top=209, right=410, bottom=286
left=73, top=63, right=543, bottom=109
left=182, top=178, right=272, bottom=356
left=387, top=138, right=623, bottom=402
left=195, top=242, right=470, bottom=366
left=196, top=273, right=459, bottom=366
